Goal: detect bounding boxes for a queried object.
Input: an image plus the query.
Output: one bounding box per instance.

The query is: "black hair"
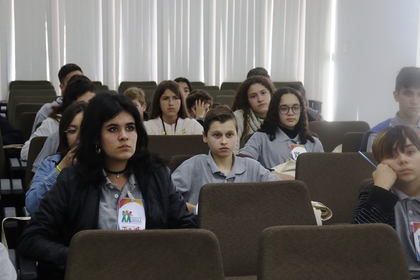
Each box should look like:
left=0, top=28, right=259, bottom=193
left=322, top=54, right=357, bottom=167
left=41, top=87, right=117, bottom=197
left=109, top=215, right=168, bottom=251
left=50, top=75, right=96, bottom=120
left=395, top=67, right=420, bottom=91
left=58, top=63, right=83, bottom=85
left=174, top=77, right=193, bottom=92
left=246, top=67, right=270, bottom=79
left=75, top=93, right=151, bottom=186
left=57, top=102, right=87, bottom=155
left=259, top=87, right=315, bottom=143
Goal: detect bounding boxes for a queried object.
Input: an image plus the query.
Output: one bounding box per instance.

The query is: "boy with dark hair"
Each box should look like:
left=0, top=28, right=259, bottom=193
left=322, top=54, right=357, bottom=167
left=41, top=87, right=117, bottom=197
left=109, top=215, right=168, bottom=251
left=185, top=89, right=213, bottom=125
left=246, top=67, right=270, bottom=79
left=30, top=75, right=95, bottom=169
left=352, top=125, right=420, bottom=278
left=172, top=106, right=280, bottom=213
left=32, top=63, right=83, bottom=133
left=363, top=67, right=420, bottom=152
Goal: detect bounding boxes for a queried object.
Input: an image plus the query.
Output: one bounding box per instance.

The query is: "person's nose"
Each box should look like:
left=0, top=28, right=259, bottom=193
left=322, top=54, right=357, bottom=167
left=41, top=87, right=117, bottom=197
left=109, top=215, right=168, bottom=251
left=120, top=129, right=129, bottom=140
left=398, top=154, right=408, bottom=164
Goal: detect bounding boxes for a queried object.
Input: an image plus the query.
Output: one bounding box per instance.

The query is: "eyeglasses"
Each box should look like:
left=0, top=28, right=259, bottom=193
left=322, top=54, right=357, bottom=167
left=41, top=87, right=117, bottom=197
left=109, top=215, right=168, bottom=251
left=64, top=128, right=79, bottom=135
left=278, top=105, right=302, bottom=115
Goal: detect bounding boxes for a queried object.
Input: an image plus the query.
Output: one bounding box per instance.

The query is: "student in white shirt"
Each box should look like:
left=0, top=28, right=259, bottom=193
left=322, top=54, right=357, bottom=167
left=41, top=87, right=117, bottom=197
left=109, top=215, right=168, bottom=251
left=144, top=80, right=202, bottom=135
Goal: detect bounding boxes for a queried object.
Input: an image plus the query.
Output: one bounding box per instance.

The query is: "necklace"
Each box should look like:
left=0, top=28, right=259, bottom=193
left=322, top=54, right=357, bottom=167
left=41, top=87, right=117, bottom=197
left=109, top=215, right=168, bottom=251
left=104, top=167, right=127, bottom=178
left=160, top=116, right=179, bottom=135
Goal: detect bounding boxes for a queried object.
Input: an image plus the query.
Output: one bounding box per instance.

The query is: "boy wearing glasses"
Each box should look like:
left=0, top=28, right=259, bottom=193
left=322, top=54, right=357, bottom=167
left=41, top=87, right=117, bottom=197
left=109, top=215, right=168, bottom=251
left=363, top=67, right=420, bottom=152
left=239, top=87, right=323, bottom=173
left=172, top=106, right=280, bottom=213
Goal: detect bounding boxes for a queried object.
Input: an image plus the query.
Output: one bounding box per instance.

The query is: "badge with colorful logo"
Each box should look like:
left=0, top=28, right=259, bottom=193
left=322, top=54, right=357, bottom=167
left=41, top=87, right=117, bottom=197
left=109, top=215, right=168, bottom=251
left=413, top=222, right=420, bottom=261
left=117, top=198, right=146, bottom=230
left=290, top=144, right=307, bottom=161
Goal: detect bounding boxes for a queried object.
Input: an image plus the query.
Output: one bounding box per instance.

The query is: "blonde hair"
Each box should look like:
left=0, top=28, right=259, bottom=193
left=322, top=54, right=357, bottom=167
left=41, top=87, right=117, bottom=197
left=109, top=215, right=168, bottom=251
left=123, top=87, right=146, bottom=106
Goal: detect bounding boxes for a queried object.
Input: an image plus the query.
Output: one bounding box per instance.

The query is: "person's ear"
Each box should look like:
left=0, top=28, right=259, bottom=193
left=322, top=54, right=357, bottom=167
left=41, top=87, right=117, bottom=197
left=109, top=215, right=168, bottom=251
left=393, top=90, right=400, bottom=102
left=59, top=83, right=65, bottom=92
left=202, top=132, right=208, bottom=143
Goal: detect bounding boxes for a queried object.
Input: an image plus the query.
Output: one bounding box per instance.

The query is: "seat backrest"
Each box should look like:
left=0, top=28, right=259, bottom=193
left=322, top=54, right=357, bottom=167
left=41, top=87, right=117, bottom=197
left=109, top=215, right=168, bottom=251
left=206, top=89, right=236, bottom=100
left=258, top=224, right=411, bottom=280
left=0, top=131, right=6, bottom=178
left=24, top=136, right=47, bottom=190
left=9, top=80, right=52, bottom=90
left=295, top=152, right=376, bottom=224
left=65, top=229, right=225, bottom=280
left=10, top=102, right=47, bottom=129
left=220, top=82, right=241, bottom=91
left=7, top=90, right=57, bottom=119
left=198, top=180, right=316, bottom=277
left=16, top=112, right=37, bottom=142
left=118, top=81, right=157, bottom=94
left=148, top=135, right=208, bottom=164
left=272, top=81, right=302, bottom=90
left=215, top=95, right=235, bottom=108
left=308, top=121, right=370, bottom=152
left=170, top=154, right=194, bottom=173
left=342, top=131, right=365, bottom=152
left=190, top=81, right=205, bottom=89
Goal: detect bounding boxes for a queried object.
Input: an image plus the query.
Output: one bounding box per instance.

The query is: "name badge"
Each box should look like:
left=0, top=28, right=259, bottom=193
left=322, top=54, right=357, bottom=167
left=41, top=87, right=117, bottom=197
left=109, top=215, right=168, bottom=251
left=412, top=222, right=420, bottom=261
left=290, top=144, right=307, bottom=161
left=118, top=198, right=146, bottom=230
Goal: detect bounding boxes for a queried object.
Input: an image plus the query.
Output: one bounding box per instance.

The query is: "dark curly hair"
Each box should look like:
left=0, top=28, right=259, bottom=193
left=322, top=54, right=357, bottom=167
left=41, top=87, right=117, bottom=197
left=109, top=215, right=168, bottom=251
left=259, top=87, right=315, bottom=143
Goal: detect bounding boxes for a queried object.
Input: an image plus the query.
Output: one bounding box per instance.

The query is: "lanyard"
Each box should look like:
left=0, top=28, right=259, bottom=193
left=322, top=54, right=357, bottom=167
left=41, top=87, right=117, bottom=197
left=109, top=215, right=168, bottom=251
left=161, top=116, right=178, bottom=135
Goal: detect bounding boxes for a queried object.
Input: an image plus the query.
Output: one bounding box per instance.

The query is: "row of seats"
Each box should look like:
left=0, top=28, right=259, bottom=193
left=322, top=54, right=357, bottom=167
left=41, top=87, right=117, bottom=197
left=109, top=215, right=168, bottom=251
left=3, top=180, right=410, bottom=279
left=62, top=182, right=409, bottom=279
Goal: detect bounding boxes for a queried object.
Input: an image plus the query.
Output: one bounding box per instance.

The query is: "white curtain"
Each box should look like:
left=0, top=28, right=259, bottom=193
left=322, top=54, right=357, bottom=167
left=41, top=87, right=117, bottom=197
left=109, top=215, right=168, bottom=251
left=0, top=0, right=332, bottom=104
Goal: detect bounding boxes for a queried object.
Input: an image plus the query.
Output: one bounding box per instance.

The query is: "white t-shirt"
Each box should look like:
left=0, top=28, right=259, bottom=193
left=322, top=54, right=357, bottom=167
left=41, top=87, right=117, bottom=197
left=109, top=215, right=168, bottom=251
left=144, top=117, right=203, bottom=135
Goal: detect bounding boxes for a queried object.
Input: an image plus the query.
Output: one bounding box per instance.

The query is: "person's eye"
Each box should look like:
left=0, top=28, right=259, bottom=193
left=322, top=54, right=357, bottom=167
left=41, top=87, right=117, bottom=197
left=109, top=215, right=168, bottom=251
left=249, top=94, right=256, bottom=99
left=65, top=129, right=78, bottom=135
left=108, top=127, right=118, bottom=132
left=213, top=133, right=221, bottom=138
left=293, top=105, right=301, bottom=111
left=407, top=149, right=417, bottom=155
left=126, top=125, right=135, bottom=131
left=227, top=133, right=234, bottom=137
left=261, top=91, right=266, bottom=95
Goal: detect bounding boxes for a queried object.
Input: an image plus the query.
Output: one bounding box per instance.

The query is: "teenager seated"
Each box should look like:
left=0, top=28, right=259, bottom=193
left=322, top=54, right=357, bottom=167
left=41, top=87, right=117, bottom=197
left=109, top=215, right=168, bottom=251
left=18, top=93, right=196, bottom=279
left=172, top=106, right=280, bottom=213
left=238, top=87, right=323, bottom=177
left=351, top=125, right=420, bottom=278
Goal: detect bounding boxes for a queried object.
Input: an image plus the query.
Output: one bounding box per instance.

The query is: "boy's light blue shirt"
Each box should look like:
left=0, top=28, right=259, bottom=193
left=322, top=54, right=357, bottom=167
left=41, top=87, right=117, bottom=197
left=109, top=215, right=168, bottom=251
left=172, top=152, right=280, bottom=205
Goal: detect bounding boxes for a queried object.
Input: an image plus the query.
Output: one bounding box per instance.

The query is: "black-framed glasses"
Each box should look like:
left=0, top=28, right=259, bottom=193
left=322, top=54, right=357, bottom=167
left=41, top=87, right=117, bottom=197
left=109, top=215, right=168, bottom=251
left=278, top=105, right=302, bottom=115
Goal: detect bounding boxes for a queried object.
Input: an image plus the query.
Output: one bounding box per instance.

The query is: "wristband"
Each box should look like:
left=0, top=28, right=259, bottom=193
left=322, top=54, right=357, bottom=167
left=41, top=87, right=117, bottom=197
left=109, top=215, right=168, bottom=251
left=56, top=165, right=62, bottom=173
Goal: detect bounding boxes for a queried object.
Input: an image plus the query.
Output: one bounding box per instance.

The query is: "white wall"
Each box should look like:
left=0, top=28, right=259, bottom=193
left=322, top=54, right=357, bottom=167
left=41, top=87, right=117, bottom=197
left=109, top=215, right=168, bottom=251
left=333, top=0, right=420, bottom=127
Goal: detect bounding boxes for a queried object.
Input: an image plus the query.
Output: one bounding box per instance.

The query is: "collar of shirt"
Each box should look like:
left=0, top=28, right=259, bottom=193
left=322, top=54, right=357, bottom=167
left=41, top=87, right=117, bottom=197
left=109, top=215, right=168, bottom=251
left=102, top=169, right=137, bottom=195
left=275, top=127, right=300, bottom=144
left=391, top=186, right=420, bottom=202
left=392, top=113, right=420, bottom=129
left=206, top=152, right=246, bottom=178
